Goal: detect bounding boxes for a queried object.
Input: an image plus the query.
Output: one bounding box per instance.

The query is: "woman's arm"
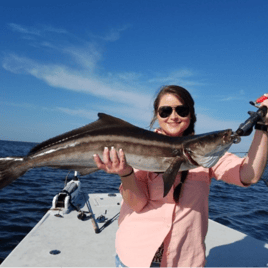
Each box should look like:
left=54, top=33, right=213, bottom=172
left=240, top=100, right=268, bottom=184
left=93, top=147, right=148, bottom=212
left=120, top=172, right=148, bottom=212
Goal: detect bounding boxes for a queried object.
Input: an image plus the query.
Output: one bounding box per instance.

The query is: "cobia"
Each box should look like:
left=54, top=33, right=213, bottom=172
left=0, top=113, right=237, bottom=196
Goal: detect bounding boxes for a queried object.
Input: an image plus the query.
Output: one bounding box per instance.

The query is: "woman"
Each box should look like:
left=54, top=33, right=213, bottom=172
left=94, top=85, right=268, bottom=267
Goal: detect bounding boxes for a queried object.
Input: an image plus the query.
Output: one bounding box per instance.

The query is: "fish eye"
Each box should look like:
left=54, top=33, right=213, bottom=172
left=185, top=148, right=192, bottom=153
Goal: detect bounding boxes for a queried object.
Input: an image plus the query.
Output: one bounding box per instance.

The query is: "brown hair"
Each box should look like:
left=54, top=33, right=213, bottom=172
left=150, top=85, right=196, bottom=136
left=150, top=85, right=197, bottom=203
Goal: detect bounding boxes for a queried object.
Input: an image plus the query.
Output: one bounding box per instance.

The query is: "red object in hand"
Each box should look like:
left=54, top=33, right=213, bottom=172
left=256, top=95, right=268, bottom=104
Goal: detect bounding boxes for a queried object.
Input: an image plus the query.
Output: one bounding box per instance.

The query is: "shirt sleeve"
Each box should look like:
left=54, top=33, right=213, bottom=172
left=210, top=152, right=248, bottom=187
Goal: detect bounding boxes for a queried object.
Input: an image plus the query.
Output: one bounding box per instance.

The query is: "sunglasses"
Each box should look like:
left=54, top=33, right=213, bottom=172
left=158, top=105, right=190, bottom=118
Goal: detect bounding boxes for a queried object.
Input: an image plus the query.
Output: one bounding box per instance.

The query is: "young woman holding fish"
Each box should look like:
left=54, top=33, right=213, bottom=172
left=94, top=85, right=268, bottom=267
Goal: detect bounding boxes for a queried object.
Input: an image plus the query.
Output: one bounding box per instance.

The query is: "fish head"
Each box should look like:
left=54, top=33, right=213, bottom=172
left=183, top=129, right=236, bottom=168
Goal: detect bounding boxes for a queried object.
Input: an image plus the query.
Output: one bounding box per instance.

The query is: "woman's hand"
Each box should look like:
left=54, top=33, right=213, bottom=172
left=93, top=147, right=133, bottom=177
left=260, top=98, right=268, bottom=123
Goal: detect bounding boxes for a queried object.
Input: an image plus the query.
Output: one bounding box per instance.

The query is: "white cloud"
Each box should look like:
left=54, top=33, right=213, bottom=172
left=93, top=25, right=130, bottom=42
left=2, top=54, right=152, bottom=109
left=56, top=105, right=152, bottom=127
left=8, top=23, right=41, bottom=36
left=2, top=54, right=35, bottom=74
left=57, top=107, right=97, bottom=120
left=219, top=89, right=247, bottom=102
left=42, top=25, right=68, bottom=34
left=111, top=71, right=143, bottom=81
left=148, top=69, right=205, bottom=89
left=3, top=24, right=203, bottom=114
left=60, top=42, right=102, bottom=70
left=0, top=100, right=38, bottom=110
left=8, top=23, right=68, bottom=36
left=3, top=23, right=154, bottom=111
left=4, top=23, right=243, bottom=139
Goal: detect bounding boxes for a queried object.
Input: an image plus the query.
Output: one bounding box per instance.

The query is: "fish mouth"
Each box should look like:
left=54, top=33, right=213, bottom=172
left=229, top=131, right=241, bottom=144
left=223, top=129, right=241, bottom=144
left=221, top=129, right=233, bottom=144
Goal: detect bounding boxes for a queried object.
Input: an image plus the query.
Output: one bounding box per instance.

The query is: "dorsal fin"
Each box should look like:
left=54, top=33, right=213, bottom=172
left=28, top=113, right=135, bottom=156
left=96, top=113, right=136, bottom=128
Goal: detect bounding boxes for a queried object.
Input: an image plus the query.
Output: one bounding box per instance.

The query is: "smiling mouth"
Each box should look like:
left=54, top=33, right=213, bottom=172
left=168, top=122, right=181, bottom=126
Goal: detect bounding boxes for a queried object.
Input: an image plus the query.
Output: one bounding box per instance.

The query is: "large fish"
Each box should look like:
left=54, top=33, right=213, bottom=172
left=0, top=113, right=237, bottom=196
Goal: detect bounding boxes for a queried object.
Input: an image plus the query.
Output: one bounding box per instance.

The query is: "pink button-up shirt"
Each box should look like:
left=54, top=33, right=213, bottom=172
left=115, top=153, right=247, bottom=267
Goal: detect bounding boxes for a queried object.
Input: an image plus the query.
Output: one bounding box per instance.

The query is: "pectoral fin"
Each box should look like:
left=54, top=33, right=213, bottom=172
left=163, top=157, right=183, bottom=197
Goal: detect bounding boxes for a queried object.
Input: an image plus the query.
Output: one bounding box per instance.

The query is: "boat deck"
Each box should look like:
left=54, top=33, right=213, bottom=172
left=1, top=192, right=268, bottom=267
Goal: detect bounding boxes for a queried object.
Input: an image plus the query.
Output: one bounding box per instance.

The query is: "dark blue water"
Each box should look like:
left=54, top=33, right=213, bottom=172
left=0, top=140, right=268, bottom=264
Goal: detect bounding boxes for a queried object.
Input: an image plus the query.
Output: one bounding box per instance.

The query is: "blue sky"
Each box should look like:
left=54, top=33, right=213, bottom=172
left=0, top=0, right=267, bottom=152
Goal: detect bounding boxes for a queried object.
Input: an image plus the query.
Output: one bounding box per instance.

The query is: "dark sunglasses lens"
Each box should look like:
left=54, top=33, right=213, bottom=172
left=176, top=106, right=189, bottom=117
left=158, top=106, right=172, bottom=118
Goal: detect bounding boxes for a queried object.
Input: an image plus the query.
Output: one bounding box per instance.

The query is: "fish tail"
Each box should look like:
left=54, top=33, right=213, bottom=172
left=0, top=157, right=28, bottom=189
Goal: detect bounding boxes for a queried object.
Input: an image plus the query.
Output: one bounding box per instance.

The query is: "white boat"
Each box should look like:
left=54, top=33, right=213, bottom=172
left=1, top=177, right=268, bottom=267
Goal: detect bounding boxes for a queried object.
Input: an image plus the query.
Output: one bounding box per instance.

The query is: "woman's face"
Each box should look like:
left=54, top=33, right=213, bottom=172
left=157, top=94, right=191, bottom=137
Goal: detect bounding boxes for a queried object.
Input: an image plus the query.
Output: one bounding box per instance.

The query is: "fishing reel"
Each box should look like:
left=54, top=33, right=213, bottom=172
left=231, top=95, right=268, bottom=142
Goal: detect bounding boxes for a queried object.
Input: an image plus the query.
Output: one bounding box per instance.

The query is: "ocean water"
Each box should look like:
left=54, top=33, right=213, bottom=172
left=0, top=140, right=268, bottom=264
